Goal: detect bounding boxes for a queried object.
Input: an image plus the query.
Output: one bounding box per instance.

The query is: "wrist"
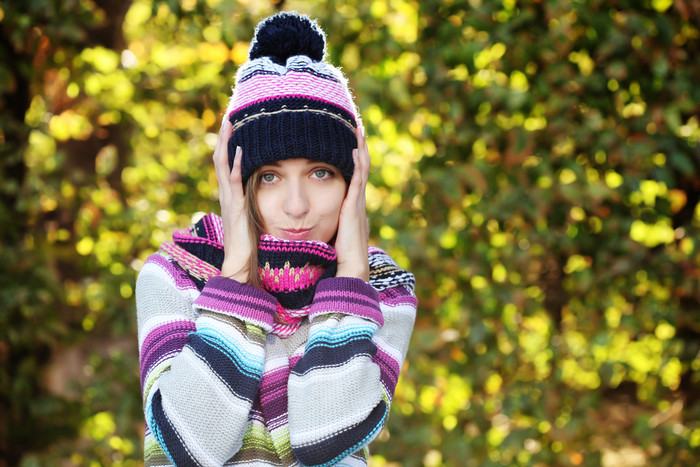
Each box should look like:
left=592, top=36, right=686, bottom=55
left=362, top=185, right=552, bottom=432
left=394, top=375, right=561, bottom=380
left=335, top=265, right=370, bottom=282
left=221, top=259, right=249, bottom=283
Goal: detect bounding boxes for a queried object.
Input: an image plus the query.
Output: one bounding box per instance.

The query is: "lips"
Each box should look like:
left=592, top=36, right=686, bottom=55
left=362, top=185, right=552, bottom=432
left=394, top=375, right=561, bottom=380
left=280, top=228, right=312, bottom=241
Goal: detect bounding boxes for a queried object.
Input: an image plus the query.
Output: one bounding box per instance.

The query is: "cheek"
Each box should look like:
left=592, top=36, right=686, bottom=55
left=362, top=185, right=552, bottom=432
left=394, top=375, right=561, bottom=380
left=255, top=192, right=278, bottom=229
left=318, top=185, right=346, bottom=223
left=315, top=192, right=344, bottom=243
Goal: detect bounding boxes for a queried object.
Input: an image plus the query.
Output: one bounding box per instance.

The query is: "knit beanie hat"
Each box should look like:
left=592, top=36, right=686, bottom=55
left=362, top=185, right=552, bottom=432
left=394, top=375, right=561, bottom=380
left=226, top=12, right=359, bottom=184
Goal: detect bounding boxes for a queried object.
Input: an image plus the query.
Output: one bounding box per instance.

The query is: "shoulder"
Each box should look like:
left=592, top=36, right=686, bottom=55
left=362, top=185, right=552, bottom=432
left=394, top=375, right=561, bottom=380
left=138, top=211, right=223, bottom=289
left=368, top=246, right=416, bottom=294
left=136, top=250, right=199, bottom=296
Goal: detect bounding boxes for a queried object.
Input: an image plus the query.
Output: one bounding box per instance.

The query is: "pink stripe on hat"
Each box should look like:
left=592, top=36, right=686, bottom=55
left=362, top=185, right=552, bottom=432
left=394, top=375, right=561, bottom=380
left=230, top=72, right=356, bottom=118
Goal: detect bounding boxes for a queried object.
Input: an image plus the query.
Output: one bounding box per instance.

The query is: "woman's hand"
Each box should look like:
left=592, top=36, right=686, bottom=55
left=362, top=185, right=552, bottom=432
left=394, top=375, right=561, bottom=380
left=213, top=119, right=252, bottom=282
left=335, top=122, right=371, bottom=282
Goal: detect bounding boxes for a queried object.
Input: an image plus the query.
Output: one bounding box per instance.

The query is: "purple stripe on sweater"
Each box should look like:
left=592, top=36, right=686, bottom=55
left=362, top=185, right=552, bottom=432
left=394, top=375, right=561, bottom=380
left=141, top=332, right=190, bottom=384
left=372, top=348, right=400, bottom=395
left=310, top=299, right=382, bottom=326
left=315, top=277, right=380, bottom=302
left=311, top=278, right=382, bottom=325
left=312, top=293, right=380, bottom=313
left=259, top=366, right=290, bottom=427
left=260, top=370, right=289, bottom=405
left=378, top=285, right=418, bottom=307
left=313, top=290, right=378, bottom=307
left=259, top=366, right=289, bottom=395
left=141, top=320, right=194, bottom=360
left=289, top=354, right=302, bottom=369
left=142, top=351, right=181, bottom=390
left=193, top=276, right=277, bottom=328
left=146, top=253, right=197, bottom=290
left=196, top=294, right=275, bottom=329
left=140, top=320, right=195, bottom=386
left=199, top=276, right=277, bottom=304
left=197, top=289, right=274, bottom=312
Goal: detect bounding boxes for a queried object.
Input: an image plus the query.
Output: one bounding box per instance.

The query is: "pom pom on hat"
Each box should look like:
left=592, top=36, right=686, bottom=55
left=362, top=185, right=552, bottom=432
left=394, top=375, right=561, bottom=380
left=248, top=11, right=326, bottom=64
left=227, top=12, right=358, bottom=184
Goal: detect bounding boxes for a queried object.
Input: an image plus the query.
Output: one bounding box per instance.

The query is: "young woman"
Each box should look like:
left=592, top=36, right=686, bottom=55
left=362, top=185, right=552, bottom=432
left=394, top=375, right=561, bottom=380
left=136, top=12, right=417, bottom=467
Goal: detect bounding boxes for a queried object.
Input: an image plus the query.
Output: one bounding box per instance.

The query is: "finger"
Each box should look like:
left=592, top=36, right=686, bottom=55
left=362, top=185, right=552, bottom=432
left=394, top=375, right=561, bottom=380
left=363, top=134, right=370, bottom=174
left=355, top=125, right=370, bottom=184
left=344, top=148, right=363, bottom=203
left=214, top=120, right=233, bottom=184
left=362, top=132, right=370, bottom=177
left=213, top=124, right=231, bottom=203
left=229, top=146, right=244, bottom=200
left=354, top=129, right=370, bottom=211
left=214, top=119, right=232, bottom=161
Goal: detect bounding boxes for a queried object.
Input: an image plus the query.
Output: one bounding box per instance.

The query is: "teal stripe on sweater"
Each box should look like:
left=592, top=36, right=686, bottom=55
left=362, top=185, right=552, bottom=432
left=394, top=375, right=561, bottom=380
left=196, top=323, right=265, bottom=375
left=306, top=325, right=376, bottom=349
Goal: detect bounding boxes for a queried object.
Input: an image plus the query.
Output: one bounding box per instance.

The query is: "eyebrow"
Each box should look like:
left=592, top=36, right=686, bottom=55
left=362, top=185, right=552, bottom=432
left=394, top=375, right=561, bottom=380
left=262, top=160, right=332, bottom=168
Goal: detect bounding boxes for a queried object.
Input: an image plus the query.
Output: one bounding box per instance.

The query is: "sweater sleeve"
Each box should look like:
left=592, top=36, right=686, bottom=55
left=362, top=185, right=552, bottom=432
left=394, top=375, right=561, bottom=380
left=136, top=253, right=277, bottom=466
left=287, top=276, right=417, bottom=467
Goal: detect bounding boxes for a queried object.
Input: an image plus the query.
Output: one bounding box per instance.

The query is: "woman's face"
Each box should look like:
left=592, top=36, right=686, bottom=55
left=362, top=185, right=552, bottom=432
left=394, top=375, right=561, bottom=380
left=255, top=158, right=347, bottom=243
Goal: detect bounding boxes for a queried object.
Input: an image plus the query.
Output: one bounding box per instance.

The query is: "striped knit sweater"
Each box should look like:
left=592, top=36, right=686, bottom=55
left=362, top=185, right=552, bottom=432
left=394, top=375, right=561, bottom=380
left=135, top=214, right=417, bottom=466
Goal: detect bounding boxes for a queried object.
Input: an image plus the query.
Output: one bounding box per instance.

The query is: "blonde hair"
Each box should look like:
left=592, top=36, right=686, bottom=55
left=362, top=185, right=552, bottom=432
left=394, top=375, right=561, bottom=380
left=244, top=169, right=264, bottom=289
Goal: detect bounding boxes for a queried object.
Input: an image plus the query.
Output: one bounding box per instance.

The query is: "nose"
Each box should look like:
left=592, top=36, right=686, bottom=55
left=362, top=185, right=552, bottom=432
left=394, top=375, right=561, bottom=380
left=283, top=179, right=310, bottom=219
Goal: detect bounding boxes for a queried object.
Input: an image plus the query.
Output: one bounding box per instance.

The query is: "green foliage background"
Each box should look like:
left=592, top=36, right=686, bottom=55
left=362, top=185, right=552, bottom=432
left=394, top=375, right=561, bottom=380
left=1, top=0, right=699, bottom=465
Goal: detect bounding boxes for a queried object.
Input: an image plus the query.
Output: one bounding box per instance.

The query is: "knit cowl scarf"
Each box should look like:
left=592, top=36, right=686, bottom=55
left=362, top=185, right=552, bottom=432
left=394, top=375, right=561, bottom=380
left=159, top=213, right=337, bottom=338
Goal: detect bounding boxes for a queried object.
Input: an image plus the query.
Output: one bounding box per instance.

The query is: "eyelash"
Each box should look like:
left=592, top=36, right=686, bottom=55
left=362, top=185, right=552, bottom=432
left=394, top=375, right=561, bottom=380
left=260, top=173, right=277, bottom=183
left=312, top=169, right=334, bottom=179
left=259, top=168, right=335, bottom=184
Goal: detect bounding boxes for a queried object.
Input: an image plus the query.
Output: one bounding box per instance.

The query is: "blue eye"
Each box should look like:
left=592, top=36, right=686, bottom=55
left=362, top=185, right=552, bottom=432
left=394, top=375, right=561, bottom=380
left=261, top=173, right=276, bottom=183
left=313, top=169, right=331, bottom=178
